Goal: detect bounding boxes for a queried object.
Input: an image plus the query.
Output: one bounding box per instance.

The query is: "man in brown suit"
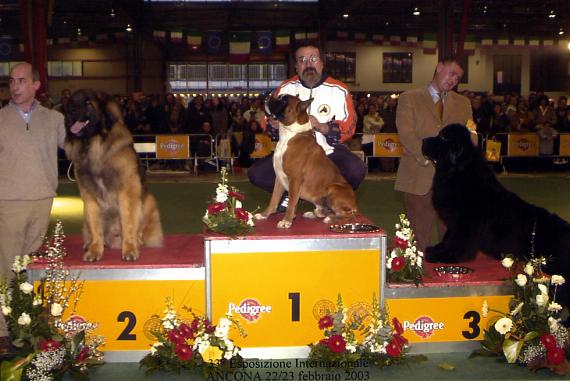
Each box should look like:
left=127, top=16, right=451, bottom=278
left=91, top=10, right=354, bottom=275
left=395, top=56, right=473, bottom=254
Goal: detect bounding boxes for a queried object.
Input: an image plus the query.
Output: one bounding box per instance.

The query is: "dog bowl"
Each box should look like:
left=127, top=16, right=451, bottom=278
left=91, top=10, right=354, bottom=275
left=329, top=223, right=380, bottom=233
left=434, top=265, right=474, bottom=281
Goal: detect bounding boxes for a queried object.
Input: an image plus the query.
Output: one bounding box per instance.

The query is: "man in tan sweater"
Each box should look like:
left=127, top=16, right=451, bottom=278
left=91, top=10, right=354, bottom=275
left=0, top=63, right=65, bottom=344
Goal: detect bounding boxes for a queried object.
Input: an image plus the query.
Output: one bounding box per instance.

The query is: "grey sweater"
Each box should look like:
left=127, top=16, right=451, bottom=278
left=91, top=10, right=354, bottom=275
left=0, top=102, right=66, bottom=201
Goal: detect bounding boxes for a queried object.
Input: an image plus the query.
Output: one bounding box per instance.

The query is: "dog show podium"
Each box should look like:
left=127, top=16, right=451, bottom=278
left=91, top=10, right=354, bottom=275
left=28, top=214, right=512, bottom=361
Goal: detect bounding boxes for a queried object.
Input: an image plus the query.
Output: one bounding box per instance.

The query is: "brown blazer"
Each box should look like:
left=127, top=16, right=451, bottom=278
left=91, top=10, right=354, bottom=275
left=395, top=86, right=473, bottom=195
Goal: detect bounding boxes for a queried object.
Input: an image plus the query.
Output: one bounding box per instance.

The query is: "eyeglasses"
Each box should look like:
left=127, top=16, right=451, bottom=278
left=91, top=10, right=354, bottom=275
left=296, top=55, right=320, bottom=64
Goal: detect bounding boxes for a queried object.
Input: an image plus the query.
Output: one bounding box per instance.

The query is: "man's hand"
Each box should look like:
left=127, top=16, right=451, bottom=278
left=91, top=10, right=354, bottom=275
left=309, top=115, right=328, bottom=134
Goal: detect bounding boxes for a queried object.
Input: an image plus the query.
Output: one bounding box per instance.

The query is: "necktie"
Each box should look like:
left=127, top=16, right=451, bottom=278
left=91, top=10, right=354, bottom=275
left=436, top=95, right=443, bottom=120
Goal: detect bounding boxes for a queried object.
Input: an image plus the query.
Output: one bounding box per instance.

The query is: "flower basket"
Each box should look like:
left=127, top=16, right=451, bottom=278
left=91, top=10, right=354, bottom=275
left=386, top=214, right=424, bottom=286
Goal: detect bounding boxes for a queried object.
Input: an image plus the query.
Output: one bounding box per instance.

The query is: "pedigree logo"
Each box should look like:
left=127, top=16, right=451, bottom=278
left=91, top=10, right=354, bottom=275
left=228, top=298, right=272, bottom=322
left=382, top=139, right=399, bottom=152
left=160, top=140, right=183, bottom=152
left=403, top=315, right=444, bottom=339
left=517, top=139, right=530, bottom=151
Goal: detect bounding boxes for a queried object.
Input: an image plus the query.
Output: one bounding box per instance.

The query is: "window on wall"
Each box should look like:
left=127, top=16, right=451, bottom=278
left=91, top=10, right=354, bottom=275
left=530, top=51, right=569, bottom=92
left=47, top=61, right=83, bottom=77
left=325, top=52, right=356, bottom=83
left=168, top=62, right=287, bottom=93
left=383, top=52, right=412, bottom=83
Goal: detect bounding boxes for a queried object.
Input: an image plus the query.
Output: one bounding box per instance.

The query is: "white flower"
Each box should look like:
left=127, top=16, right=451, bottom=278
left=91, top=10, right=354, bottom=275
left=235, top=200, right=242, bottom=209
left=537, top=284, right=548, bottom=296
left=548, top=302, right=563, bottom=312
left=524, top=262, right=534, bottom=276
left=510, top=302, right=524, bottom=316
left=345, top=343, right=357, bottom=353
left=536, top=293, right=549, bottom=307
left=551, top=275, right=566, bottom=286
left=51, top=303, right=63, bottom=317
left=19, top=282, right=34, bottom=294
left=150, top=342, right=162, bottom=355
left=216, top=192, right=228, bottom=203
left=32, top=296, right=42, bottom=306
left=549, top=317, right=560, bottom=333
left=481, top=300, right=489, bottom=318
left=494, top=317, right=513, bottom=335
left=1, top=306, right=12, bottom=316
left=17, top=312, right=31, bottom=326
left=515, top=274, right=527, bottom=287
left=501, top=257, right=514, bottom=269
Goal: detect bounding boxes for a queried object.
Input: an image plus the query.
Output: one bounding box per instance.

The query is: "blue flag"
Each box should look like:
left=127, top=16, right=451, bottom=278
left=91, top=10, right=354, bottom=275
left=0, top=37, right=13, bottom=60
left=256, top=31, right=273, bottom=54
left=206, top=31, right=223, bottom=54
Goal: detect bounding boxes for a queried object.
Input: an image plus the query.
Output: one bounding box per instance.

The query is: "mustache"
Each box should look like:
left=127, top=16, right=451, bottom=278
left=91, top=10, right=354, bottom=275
left=303, top=68, right=317, bottom=75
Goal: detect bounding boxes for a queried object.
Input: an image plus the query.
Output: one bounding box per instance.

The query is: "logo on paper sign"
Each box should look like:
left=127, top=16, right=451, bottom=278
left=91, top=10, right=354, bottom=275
left=403, top=316, right=445, bottom=339
left=518, top=139, right=530, bottom=151
left=382, top=139, right=399, bottom=152
left=160, top=140, right=183, bottom=152
left=228, top=298, right=272, bottom=322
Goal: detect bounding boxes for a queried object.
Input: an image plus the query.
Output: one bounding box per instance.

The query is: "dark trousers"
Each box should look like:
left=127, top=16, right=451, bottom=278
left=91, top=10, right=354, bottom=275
left=248, top=144, right=367, bottom=193
left=402, top=190, right=446, bottom=254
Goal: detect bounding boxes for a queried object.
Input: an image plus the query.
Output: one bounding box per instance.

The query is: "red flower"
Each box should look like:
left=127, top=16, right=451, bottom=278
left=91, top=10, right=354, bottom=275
left=392, top=318, right=404, bottom=335
left=39, top=339, right=62, bottom=352
left=235, top=208, right=249, bottom=222
left=547, top=347, right=565, bottom=365
left=386, top=339, right=402, bottom=357
left=229, top=191, right=245, bottom=201
left=318, top=315, right=334, bottom=330
left=207, top=202, right=226, bottom=215
left=167, top=329, right=186, bottom=345
left=540, top=334, right=557, bottom=350
left=319, top=338, right=329, bottom=346
left=178, top=323, right=194, bottom=339
left=326, top=334, right=346, bottom=353
left=392, top=333, right=408, bottom=348
left=175, top=344, right=193, bottom=361
left=393, top=237, right=408, bottom=249
left=76, top=346, right=90, bottom=362
left=191, top=318, right=201, bottom=331
left=391, top=257, right=406, bottom=272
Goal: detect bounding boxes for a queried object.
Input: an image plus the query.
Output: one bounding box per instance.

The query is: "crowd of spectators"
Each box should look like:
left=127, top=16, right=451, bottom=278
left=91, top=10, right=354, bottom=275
left=26, top=88, right=570, bottom=172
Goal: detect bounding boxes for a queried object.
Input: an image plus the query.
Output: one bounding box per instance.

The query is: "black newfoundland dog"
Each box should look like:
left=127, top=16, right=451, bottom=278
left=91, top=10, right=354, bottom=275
left=422, top=124, right=570, bottom=301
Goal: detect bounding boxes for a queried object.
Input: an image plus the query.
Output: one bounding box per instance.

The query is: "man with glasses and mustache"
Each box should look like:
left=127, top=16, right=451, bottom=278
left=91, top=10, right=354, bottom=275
left=248, top=43, right=366, bottom=209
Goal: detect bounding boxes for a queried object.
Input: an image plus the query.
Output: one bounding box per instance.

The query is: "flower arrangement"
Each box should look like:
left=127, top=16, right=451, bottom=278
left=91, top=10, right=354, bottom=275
left=386, top=214, right=424, bottom=286
left=309, top=294, right=419, bottom=367
left=473, top=255, right=570, bottom=374
left=140, top=297, right=246, bottom=377
left=0, top=220, right=104, bottom=381
left=202, top=166, right=255, bottom=237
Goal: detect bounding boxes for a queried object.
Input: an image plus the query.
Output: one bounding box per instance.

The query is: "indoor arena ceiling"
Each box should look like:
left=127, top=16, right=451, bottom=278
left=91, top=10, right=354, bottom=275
left=0, top=0, right=569, bottom=41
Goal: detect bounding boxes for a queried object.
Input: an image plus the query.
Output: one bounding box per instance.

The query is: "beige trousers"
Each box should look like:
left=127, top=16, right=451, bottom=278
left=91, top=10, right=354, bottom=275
left=402, top=190, right=446, bottom=254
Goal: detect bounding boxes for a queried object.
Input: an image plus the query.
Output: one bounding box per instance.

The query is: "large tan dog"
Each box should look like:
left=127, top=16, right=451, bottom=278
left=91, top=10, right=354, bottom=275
left=64, top=89, right=163, bottom=261
left=254, top=95, right=357, bottom=228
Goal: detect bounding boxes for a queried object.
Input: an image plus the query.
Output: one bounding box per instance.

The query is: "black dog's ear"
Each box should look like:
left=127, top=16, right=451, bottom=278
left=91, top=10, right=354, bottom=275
left=97, top=92, right=123, bottom=127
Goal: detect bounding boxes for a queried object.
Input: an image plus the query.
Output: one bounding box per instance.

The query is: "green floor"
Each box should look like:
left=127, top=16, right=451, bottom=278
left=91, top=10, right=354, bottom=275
left=51, top=172, right=570, bottom=380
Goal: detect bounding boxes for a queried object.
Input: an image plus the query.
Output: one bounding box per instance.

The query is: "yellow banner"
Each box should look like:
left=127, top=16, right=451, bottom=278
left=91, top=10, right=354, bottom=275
left=373, top=133, right=403, bottom=157
left=37, top=280, right=205, bottom=351
left=250, top=133, right=274, bottom=158
left=211, top=250, right=381, bottom=347
left=507, top=133, right=539, bottom=157
left=387, top=295, right=510, bottom=343
left=155, top=135, right=190, bottom=159
left=559, top=134, right=570, bottom=156
left=485, top=140, right=502, bottom=162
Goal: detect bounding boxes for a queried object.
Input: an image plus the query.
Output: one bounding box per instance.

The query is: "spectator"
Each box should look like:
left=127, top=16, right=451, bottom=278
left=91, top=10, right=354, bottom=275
left=509, top=100, right=534, bottom=132
left=238, top=119, right=262, bottom=168
left=362, top=103, right=384, bottom=171
left=533, top=95, right=556, bottom=130
left=209, top=96, right=229, bottom=137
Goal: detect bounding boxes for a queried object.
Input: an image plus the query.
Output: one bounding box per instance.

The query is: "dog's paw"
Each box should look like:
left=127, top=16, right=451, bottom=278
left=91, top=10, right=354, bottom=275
left=83, top=249, right=103, bottom=262
left=122, top=249, right=140, bottom=261
left=323, top=216, right=334, bottom=224
left=277, top=220, right=292, bottom=229
left=254, top=212, right=268, bottom=220
left=303, top=211, right=317, bottom=219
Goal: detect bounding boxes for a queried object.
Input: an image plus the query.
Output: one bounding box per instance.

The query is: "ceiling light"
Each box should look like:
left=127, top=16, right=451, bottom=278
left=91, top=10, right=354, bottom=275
left=483, top=5, right=488, bottom=14
left=126, top=24, right=132, bottom=32
left=342, top=13, right=349, bottom=19
left=413, top=7, right=420, bottom=16
left=77, top=28, right=81, bottom=36
left=110, top=8, right=116, bottom=17
left=549, top=10, right=556, bottom=19
left=559, top=28, right=565, bottom=35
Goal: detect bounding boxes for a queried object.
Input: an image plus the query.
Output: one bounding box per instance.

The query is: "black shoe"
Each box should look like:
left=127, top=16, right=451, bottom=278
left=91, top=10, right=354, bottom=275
left=276, top=193, right=289, bottom=213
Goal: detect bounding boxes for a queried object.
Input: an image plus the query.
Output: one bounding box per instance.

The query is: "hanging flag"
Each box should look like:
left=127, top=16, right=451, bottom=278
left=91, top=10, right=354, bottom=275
left=186, top=30, right=202, bottom=49
left=389, top=35, right=401, bottom=46
left=294, top=31, right=306, bottom=41
left=0, top=37, right=13, bottom=60
left=497, top=37, right=509, bottom=47
left=275, top=30, right=290, bottom=52
left=206, top=31, right=223, bottom=54
left=170, top=31, right=183, bottom=44
left=406, top=36, right=418, bottom=47
left=559, top=39, right=570, bottom=51
left=306, top=31, right=319, bottom=41
left=513, top=38, right=525, bottom=48
left=480, top=38, right=493, bottom=48
left=463, top=35, right=476, bottom=55
left=372, top=34, right=386, bottom=45
left=336, top=31, right=349, bottom=40
left=229, top=31, right=250, bottom=63
left=543, top=39, right=554, bottom=49
left=153, top=31, right=166, bottom=42
left=528, top=38, right=539, bottom=48
left=256, top=31, right=272, bottom=54
left=354, top=32, right=366, bottom=42
left=423, top=33, right=437, bottom=54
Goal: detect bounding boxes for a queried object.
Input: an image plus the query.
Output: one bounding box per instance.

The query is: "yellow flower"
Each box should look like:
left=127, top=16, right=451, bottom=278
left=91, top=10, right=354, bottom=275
left=201, top=345, right=223, bottom=364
